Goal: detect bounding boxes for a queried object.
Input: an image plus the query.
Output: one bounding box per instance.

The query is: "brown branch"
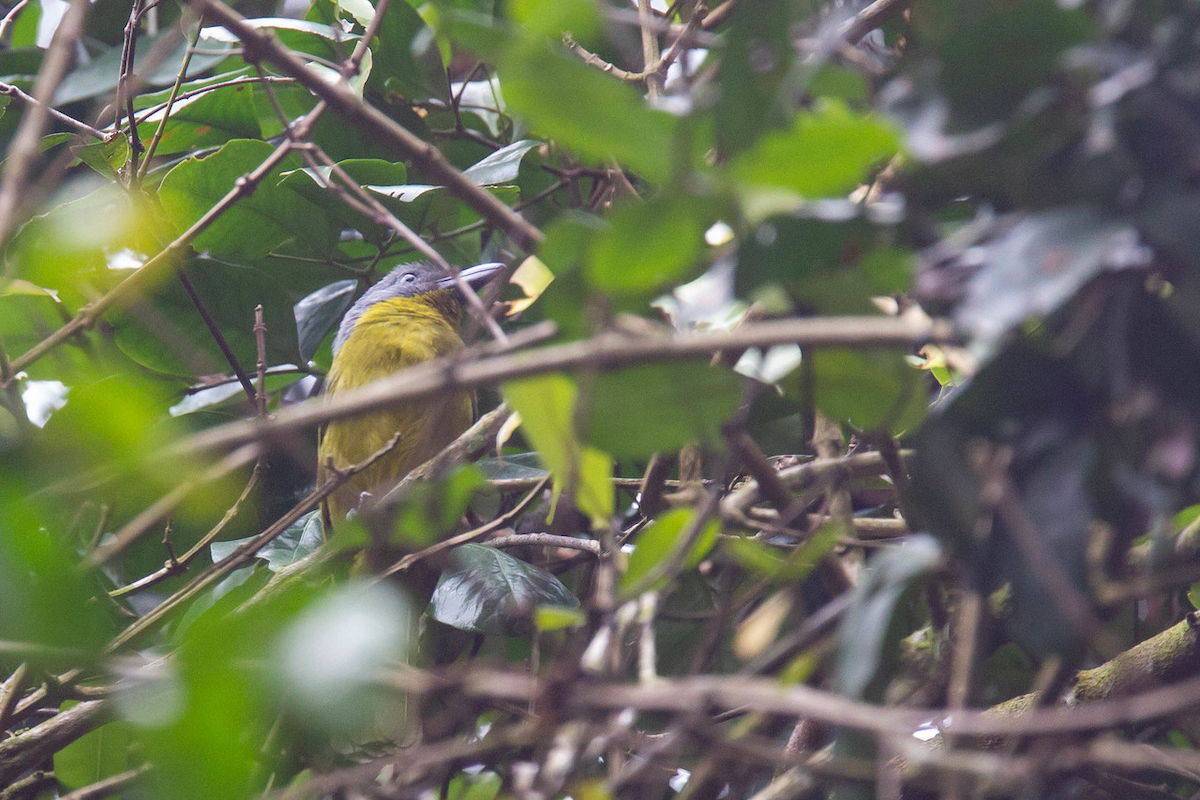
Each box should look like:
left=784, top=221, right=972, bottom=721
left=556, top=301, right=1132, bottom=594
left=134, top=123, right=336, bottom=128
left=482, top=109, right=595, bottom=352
left=0, top=700, right=107, bottom=786
left=186, top=0, right=544, bottom=251
left=57, top=765, right=152, bottom=800
left=0, top=82, right=112, bottom=141
left=171, top=316, right=959, bottom=459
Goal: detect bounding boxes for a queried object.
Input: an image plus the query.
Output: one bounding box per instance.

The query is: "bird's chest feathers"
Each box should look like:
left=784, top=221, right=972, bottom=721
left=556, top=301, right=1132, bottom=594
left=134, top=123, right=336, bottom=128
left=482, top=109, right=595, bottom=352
left=329, top=297, right=463, bottom=391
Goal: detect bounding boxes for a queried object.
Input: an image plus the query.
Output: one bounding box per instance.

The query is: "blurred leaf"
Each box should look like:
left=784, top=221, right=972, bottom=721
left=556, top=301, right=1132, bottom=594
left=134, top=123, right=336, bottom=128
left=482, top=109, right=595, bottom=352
left=53, top=705, right=130, bottom=790
left=294, top=279, right=358, bottom=362
left=428, top=543, right=579, bottom=635
left=535, top=605, right=586, bottom=631
left=913, top=0, right=1091, bottom=127
left=275, top=581, right=412, bottom=733
left=834, top=534, right=941, bottom=700
left=588, top=193, right=713, bottom=294
left=367, top=0, right=448, bottom=102
left=811, top=349, right=926, bottom=432
left=621, top=508, right=720, bottom=594
left=731, top=100, right=899, bottom=198
left=158, top=139, right=334, bottom=261
left=946, top=207, right=1146, bottom=357
left=507, top=255, right=554, bottom=315
left=714, top=0, right=795, bottom=155
left=393, top=465, right=486, bottom=546
left=585, top=363, right=741, bottom=459
left=499, top=43, right=678, bottom=183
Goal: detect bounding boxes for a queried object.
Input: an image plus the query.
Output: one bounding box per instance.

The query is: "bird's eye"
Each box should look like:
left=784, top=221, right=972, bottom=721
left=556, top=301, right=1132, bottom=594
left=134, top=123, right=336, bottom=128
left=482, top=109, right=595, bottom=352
left=402, top=273, right=417, bottom=282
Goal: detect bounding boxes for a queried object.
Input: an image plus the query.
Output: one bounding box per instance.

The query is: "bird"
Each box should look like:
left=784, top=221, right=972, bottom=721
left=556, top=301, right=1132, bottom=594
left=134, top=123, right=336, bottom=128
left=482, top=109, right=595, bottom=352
left=317, top=261, right=503, bottom=531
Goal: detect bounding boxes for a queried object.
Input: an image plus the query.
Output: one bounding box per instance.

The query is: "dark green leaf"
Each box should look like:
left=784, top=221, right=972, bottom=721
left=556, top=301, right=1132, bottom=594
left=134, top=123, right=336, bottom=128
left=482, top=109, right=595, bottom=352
left=158, top=139, right=334, bottom=260
left=428, top=543, right=579, bottom=635
left=53, top=706, right=130, bottom=789
left=586, top=363, right=741, bottom=459
left=294, top=279, right=357, bottom=362
left=834, top=534, right=941, bottom=700
left=588, top=193, right=714, bottom=294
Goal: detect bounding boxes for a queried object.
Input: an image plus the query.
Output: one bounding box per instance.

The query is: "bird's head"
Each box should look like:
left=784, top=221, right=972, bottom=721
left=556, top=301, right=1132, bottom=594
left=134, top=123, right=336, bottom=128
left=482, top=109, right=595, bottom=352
left=333, top=261, right=504, bottom=355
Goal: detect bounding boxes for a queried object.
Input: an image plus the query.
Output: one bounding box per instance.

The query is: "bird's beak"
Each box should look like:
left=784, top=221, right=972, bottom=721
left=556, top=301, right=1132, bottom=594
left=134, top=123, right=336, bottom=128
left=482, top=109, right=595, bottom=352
left=438, top=262, right=505, bottom=293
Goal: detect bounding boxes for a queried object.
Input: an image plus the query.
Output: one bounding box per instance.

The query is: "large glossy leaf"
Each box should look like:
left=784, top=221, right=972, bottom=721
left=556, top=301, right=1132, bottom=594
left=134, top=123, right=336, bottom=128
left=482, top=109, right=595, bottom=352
left=462, top=139, right=541, bottom=186
left=427, top=543, right=579, bottom=635
left=158, top=139, right=334, bottom=260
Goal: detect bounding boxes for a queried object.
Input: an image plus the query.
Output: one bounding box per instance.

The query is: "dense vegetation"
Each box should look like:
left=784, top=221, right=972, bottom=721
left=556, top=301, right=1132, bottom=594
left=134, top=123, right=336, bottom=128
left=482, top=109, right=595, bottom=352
left=5, top=0, right=1200, bottom=797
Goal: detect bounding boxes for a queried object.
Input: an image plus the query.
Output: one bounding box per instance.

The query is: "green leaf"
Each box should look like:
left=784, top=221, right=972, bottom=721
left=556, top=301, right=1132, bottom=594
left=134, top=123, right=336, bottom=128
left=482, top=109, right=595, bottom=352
left=588, top=193, right=713, bottom=294
left=621, top=508, right=720, bottom=594
left=834, top=534, right=941, bottom=700
left=499, top=43, right=678, bottom=183
left=158, top=139, right=334, bottom=260
left=714, top=0, right=796, bottom=155
left=585, top=363, right=741, bottom=459
left=109, top=256, right=303, bottom=378
left=212, top=511, right=324, bottom=572
left=462, top=139, right=541, bottom=186
left=731, top=100, right=900, bottom=198
left=811, top=349, right=927, bottom=433
left=134, top=78, right=263, bottom=158
left=428, top=543, right=580, bottom=635
left=53, top=704, right=130, bottom=789
left=294, top=279, right=358, bottom=362
left=367, top=0, right=448, bottom=101
left=168, top=367, right=306, bottom=416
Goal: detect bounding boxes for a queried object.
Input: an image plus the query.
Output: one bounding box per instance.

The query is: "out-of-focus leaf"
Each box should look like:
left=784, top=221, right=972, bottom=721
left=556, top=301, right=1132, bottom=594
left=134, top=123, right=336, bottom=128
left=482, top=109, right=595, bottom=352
left=507, top=255, right=554, bottom=315
left=499, top=43, right=678, bottom=183
left=158, top=139, right=334, bottom=260
left=367, top=0, right=448, bottom=102
left=428, top=543, right=579, bottom=635
left=393, top=465, right=486, bottom=546
left=588, top=193, right=714, bottom=294
left=935, top=207, right=1149, bottom=357
left=621, top=508, right=720, bottom=594
left=731, top=101, right=900, bottom=199
left=53, top=705, right=130, bottom=790
left=714, top=0, right=796, bottom=155
left=810, top=349, right=927, bottom=433
left=834, top=534, right=941, bottom=700
left=585, top=363, right=741, bottom=459
left=912, top=0, right=1091, bottom=127
left=294, top=279, right=357, bottom=362
left=7, top=179, right=161, bottom=308
left=275, top=581, right=412, bottom=732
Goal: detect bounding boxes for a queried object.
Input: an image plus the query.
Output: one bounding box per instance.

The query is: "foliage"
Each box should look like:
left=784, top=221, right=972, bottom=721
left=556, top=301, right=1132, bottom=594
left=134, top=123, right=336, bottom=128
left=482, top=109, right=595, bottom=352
left=4, top=0, right=1200, bottom=798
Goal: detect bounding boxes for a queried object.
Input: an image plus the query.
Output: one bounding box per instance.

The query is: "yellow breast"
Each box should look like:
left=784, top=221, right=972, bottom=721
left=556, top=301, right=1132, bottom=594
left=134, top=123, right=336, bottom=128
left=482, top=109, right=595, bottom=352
left=318, top=295, right=474, bottom=528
